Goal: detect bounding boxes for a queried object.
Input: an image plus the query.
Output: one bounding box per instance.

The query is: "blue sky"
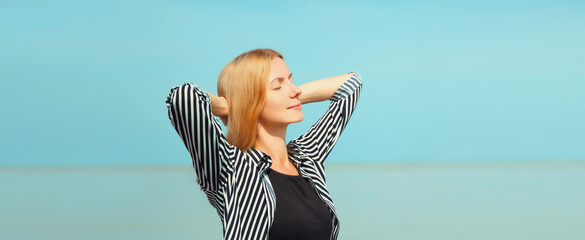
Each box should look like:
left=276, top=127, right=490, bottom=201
left=1, top=0, right=584, bottom=166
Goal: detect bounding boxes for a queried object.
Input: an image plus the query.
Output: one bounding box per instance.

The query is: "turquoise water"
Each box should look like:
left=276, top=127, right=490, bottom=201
left=2, top=162, right=584, bottom=240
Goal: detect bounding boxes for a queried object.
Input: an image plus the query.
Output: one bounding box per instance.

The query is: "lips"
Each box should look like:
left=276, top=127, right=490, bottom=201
left=287, top=104, right=301, bottom=109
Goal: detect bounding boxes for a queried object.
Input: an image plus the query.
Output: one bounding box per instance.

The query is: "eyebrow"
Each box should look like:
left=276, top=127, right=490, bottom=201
left=271, top=72, right=293, bottom=83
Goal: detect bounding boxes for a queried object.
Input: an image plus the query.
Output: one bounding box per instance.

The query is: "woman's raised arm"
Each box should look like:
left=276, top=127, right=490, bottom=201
left=290, top=71, right=363, bottom=165
left=204, top=90, right=229, bottom=126
left=166, top=83, right=234, bottom=195
left=298, top=72, right=355, bottom=104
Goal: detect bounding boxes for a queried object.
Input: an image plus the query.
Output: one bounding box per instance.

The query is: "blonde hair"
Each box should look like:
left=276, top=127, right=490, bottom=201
left=217, top=48, right=283, bottom=152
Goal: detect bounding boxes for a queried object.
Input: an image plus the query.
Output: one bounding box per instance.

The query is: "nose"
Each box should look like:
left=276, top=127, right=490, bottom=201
left=291, top=85, right=302, bottom=98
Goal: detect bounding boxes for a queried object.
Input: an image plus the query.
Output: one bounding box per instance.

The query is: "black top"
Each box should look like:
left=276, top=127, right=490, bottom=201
left=267, top=168, right=333, bottom=240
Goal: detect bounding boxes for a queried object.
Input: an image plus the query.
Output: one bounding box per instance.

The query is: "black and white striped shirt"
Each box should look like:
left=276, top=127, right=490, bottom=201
left=165, top=71, right=362, bottom=240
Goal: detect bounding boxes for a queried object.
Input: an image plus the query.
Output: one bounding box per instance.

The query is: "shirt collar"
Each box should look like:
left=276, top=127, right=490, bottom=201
left=247, top=141, right=309, bottom=167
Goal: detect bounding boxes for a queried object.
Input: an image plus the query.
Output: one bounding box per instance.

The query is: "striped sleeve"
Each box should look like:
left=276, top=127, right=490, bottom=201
left=291, top=71, right=363, bottom=164
left=166, top=83, right=233, bottom=192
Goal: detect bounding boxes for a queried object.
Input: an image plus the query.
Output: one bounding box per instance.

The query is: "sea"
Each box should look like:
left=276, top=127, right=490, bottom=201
left=1, top=161, right=584, bottom=240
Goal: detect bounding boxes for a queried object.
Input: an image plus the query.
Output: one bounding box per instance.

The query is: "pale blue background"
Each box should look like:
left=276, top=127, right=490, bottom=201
left=1, top=2, right=585, bottom=239
left=1, top=0, right=584, bottom=166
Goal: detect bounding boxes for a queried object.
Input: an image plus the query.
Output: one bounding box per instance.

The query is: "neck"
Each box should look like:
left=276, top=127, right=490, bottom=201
left=254, top=123, right=289, bottom=166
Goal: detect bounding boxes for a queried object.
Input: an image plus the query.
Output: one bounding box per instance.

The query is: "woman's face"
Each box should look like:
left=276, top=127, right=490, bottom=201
left=258, top=57, right=303, bottom=127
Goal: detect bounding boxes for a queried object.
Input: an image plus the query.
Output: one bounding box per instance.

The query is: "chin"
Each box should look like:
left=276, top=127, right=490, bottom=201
left=292, top=115, right=304, bottom=123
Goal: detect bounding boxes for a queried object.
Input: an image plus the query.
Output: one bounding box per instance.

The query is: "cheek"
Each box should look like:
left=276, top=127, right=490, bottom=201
left=263, top=94, right=282, bottom=109
left=259, top=96, right=279, bottom=117
left=263, top=101, right=281, bottom=115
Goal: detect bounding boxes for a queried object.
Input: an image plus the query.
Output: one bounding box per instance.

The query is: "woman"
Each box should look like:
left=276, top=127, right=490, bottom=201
left=166, top=48, right=362, bottom=240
